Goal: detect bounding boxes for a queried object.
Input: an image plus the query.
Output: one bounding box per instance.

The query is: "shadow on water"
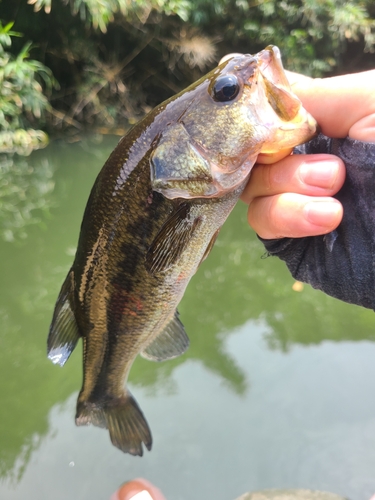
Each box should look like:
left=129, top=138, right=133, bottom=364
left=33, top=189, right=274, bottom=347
left=1, top=136, right=375, bottom=487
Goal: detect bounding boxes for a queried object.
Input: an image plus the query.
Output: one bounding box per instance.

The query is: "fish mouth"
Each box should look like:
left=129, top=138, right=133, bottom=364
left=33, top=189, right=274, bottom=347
left=256, top=45, right=291, bottom=91
left=256, top=148, right=294, bottom=164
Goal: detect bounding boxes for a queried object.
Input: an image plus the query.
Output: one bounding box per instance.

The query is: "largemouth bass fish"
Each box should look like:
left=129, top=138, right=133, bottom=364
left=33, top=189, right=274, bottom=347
left=48, top=46, right=317, bottom=456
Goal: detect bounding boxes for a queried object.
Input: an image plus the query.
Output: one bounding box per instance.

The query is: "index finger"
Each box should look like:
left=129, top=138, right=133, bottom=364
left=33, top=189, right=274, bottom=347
left=241, top=153, right=345, bottom=204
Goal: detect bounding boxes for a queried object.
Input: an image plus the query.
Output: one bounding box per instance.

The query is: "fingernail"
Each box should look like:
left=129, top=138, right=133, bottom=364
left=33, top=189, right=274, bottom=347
left=304, top=201, right=342, bottom=227
left=300, top=160, right=339, bottom=189
left=132, top=492, right=153, bottom=500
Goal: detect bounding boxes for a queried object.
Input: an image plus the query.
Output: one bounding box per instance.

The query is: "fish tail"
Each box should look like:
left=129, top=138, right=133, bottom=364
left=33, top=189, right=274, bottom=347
left=75, top=392, right=152, bottom=456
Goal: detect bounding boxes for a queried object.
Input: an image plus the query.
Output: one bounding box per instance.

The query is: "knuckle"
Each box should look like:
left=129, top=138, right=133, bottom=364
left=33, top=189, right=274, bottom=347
left=260, top=164, right=274, bottom=193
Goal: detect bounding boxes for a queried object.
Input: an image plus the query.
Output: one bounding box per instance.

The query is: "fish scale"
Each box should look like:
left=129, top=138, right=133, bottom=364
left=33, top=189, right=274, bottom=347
left=47, top=46, right=317, bottom=455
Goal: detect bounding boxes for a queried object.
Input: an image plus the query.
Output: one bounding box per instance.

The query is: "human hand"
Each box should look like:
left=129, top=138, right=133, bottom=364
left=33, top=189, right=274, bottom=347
left=242, top=70, right=375, bottom=239
left=110, top=478, right=166, bottom=500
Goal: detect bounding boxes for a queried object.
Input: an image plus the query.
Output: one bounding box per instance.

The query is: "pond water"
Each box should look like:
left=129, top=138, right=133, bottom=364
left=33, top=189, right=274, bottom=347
left=1, top=136, right=375, bottom=500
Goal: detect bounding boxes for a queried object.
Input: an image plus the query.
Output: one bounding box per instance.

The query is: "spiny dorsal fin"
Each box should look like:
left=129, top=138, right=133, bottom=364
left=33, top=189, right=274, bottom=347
left=47, top=269, right=80, bottom=366
left=145, top=202, right=202, bottom=274
left=141, top=310, right=189, bottom=362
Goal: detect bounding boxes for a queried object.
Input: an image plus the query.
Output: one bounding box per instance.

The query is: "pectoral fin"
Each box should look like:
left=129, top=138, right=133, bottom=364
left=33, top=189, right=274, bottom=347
left=47, top=269, right=80, bottom=366
left=145, top=203, right=202, bottom=274
left=141, top=310, right=189, bottom=361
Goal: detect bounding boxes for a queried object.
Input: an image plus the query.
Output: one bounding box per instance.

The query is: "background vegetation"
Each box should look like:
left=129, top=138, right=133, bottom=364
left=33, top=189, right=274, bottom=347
left=0, top=0, right=374, bottom=152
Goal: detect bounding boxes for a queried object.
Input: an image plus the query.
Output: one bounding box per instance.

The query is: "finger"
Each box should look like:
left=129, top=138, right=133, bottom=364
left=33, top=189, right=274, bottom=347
left=111, top=479, right=166, bottom=500
left=248, top=193, right=343, bottom=239
left=286, top=70, right=375, bottom=140
left=349, top=112, right=375, bottom=142
left=241, top=154, right=345, bottom=205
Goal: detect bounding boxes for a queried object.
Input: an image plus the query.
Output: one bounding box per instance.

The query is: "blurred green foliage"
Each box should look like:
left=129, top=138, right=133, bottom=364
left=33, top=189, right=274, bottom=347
left=0, top=21, right=56, bottom=154
left=0, top=0, right=374, bottom=148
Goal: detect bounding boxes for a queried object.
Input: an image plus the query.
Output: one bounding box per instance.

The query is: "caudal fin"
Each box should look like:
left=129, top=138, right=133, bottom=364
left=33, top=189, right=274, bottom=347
left=75, top=392, right=152, bottom=456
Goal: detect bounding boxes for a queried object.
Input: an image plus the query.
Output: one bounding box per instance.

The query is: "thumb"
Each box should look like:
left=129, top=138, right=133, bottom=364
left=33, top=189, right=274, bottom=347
left=286, top=70, right=375, bottom=141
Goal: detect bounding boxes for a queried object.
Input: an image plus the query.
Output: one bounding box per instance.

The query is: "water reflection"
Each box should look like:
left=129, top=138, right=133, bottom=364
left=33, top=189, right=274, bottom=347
left=0, top=153, right=55, bottom=242
left=2, top=326, right=375, bottom=500
left=1, top=137, right=375, bottom=498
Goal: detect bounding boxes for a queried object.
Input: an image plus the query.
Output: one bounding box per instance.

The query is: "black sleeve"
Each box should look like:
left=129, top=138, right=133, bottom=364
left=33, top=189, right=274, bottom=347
left=260, top=134, right=375, bottom=310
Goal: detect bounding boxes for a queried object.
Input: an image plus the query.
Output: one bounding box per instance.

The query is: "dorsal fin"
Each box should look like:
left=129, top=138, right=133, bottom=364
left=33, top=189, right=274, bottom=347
left=47, top=269, right=80, bottom=366
left=141, top=310, right=189, bottom=361
left=145, top=203, right=202, bottom=274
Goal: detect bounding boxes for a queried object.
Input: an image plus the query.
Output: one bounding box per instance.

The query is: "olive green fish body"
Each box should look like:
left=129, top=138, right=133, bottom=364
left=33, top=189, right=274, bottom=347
left=48, top=46, right=317, bottom=455
left=73, top=146, right=242, bottom=455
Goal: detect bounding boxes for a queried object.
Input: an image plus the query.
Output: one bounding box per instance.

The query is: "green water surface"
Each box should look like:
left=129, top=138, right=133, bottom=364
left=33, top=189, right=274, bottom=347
left=1, top=136, right=375, bottom=500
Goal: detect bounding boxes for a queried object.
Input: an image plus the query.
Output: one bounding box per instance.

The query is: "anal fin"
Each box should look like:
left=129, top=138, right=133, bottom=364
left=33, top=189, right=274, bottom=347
left=141, top=310, right=189, bottom=362
left=47, top=269, right=80, bottom=366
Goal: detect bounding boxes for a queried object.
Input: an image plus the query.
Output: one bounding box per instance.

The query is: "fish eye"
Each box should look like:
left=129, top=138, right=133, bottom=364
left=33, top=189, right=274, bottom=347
left=211, top=75, right=240, bottom=102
